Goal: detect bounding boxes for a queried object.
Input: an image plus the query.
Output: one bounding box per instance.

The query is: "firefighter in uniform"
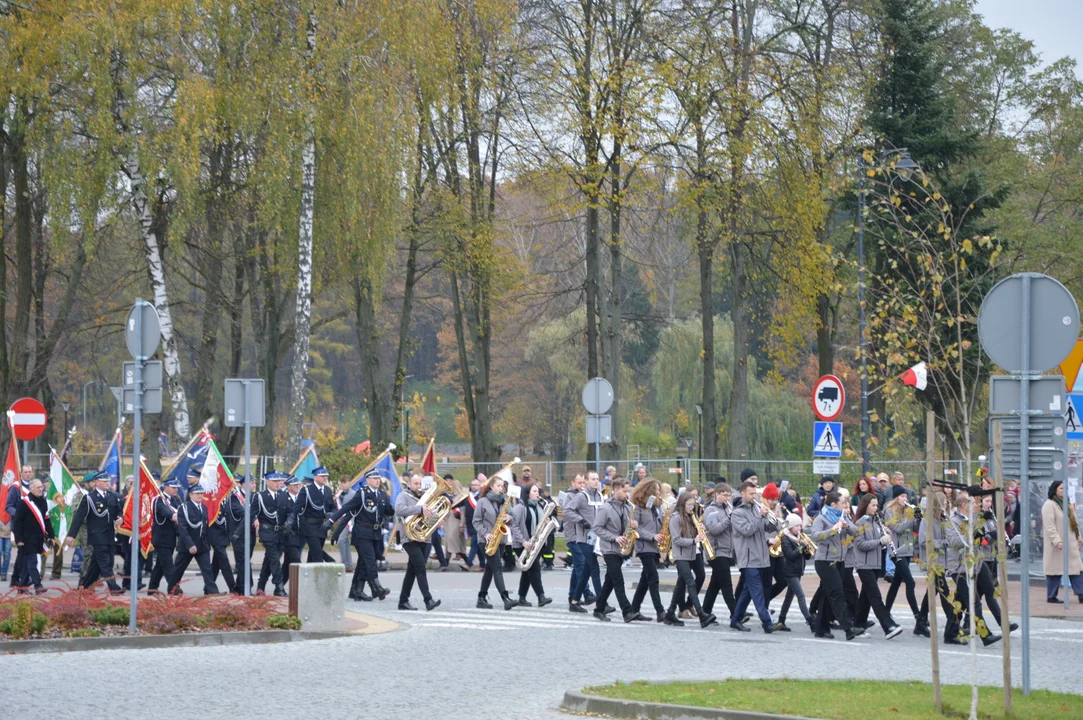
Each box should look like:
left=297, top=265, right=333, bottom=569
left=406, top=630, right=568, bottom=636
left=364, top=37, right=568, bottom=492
left=327, top=469, right=394, bottom=601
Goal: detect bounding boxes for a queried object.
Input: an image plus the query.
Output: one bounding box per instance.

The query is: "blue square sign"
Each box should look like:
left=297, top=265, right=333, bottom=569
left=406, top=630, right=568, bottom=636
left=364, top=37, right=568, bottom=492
left=1067, top=394, right=1083, bottom=439
left=813, top=422, right=842, bottom=458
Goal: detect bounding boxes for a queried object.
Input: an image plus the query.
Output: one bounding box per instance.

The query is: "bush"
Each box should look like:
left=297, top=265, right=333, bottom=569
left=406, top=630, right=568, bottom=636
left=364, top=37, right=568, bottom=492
left=90, top=606, right=131, bottom=626
left=37, top=586, right=111, bottom=630
left=67, top=628, right=102, bottom=638
left=0, top=602, right=35, bottom=638
left=267, top=614, right=302, bottom=630
left=32, top=612, right=47, bottom=635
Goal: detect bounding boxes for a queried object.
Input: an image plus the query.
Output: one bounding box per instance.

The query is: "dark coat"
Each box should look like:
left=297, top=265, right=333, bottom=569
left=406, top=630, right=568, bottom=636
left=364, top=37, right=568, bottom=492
left=176, top=500, right=210, bottom=553
left=255, top=489, right=289, bottom=544
left=151, top=494, right=181, bottom=549
left=780, top=533, right=806, bottom=578
left=14, top=493, right=54, bottom=554
left=329, top=485, right=394, bottom=542
left=67, top=489, right=122, bottom=546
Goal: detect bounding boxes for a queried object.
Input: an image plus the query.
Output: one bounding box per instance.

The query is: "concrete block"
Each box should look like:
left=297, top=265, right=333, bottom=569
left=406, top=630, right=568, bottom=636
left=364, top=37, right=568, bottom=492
left=293, top=563, right=347, bottom=632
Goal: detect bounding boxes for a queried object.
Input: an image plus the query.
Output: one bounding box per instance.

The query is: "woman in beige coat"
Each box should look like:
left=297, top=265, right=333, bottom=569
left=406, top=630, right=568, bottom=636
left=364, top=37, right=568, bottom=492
left=442, top=476, right=468, bottom=564
left=1041, top=480, right=1083, bottom=603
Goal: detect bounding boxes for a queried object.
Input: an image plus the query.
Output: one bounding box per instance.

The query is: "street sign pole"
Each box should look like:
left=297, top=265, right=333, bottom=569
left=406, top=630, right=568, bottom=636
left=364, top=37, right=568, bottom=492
left=129, top=301, right=144, bottom=633
left=1018, top=275, right=1032, bottom=693
left=225, top=378, right=265, bottom=597
left=594, top=382, right=601, bottom=475
left=244, top=380, right=252, bottom=597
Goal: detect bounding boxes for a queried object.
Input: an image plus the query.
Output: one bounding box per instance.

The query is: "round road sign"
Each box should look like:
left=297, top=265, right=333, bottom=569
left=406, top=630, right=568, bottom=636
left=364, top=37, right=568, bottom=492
left=812, top=375, right=845, bottom=422
left=9, top=397, right=48, bottom=441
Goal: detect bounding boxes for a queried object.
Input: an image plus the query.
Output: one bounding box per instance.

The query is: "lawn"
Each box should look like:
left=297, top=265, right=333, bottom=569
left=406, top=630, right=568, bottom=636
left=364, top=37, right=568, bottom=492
left=586, top=680, right=1083, bottom=720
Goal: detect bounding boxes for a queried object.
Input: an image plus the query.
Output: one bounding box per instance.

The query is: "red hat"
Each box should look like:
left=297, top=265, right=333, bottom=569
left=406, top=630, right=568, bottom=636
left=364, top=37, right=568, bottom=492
left=761, top=483, right=780, bottom=501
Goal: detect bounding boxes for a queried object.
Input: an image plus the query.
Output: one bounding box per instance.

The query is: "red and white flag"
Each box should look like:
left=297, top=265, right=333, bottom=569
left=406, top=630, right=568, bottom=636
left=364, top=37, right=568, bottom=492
left=0, top=419, right=20, bottom=524
left=420, top=437, right=437, bottom=477
left=900, top=362, right=928, bottom=391
left=118, top=460, right=161, bottom=557
left=197, top=436, right=234, bottom=524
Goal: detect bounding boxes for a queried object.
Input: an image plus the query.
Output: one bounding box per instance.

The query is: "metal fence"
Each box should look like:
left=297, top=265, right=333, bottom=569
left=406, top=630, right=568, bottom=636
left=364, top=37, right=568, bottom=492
left=23, top=452, right=287, bottom=478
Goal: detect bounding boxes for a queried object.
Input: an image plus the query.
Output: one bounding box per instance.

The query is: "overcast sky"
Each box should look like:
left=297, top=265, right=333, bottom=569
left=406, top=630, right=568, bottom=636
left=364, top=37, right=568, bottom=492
left=975, top=0, right=1081, bottom=68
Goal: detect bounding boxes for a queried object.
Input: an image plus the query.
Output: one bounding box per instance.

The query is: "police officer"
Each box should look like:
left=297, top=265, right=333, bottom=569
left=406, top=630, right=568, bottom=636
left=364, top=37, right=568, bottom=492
left=148, top=478, right=182, bottom=595
left=326, top=469, right=395, bottom=601
left=287, top=466, right=335, bottom=562
left=226, top=475, right=256, bottom=594
left=65, top=471, right=123, bottom=593
left=169, top=484, right=219, bottom=595
left=255, top=472, right=289, bottom=597
left=282, top=476, right=305, bottom=588
left=207, top=486, right=236, bottom=594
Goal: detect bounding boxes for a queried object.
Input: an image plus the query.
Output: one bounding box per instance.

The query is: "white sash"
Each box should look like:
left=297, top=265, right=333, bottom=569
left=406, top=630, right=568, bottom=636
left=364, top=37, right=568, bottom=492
left=22, top=496, right=46, bottom=535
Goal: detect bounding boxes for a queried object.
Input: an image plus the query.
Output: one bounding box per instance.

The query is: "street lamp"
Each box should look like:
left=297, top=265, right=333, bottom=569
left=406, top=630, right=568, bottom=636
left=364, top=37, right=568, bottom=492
left=856, top=148, right=920, bottom=474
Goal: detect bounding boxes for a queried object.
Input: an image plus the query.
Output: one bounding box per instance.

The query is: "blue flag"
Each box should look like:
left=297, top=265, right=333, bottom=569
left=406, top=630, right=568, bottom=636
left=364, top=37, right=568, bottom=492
left=165, top=432, right=209, bottom=499
left=374, top=452, right=402, bottom=502
left=99, top=428, right=121, bottom=491
left=290, top=444, right=320, bottom=481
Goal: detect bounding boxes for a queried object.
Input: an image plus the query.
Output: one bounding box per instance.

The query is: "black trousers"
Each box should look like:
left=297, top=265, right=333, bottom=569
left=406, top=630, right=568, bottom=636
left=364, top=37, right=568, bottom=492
left=303, top=533, right=326, bottom=563
left=597, top=553, right=631, bottom=615
left=513, top=547, right=545, bottom=599
left=841, top=565, right=859, bottom=615
left=542, top=528, right=556, bottom=567
left=431, top=533, right=447, bottom=568
left=400, top=541, right=432, bottom=603
left=884, top=555, right=921, bottom=618
left=282, top=544, right=302, bottom=585
left=480, top=547, right=509, bottom=598
left=169, top=548, right=218, bottom=595
left=10, top=545, right=28, bottom=587
left=973, top=562, right=1004, bottom=627
left=778, top=575, right=810, bottom=623
left=669, top=559, right=704, bottom=616
left=351, top=533, right=381, bottom=594
left=81, top=543, right=121, bottom=591
left=210, top=544, right=235, bottom=591
left=767, top=556, right=788, bottom=601
left=919, top=571, right=959, bottom=640
left=952, top=571, right=993, bottom=637
left=149, top=545, right=175, bottom=592
left=231, top=538, right=253, bottom=593
left=856, top=568, right=896, bottom=633
left=631, top=552, right=665, bottom=614
left=678, top=553, right=706, bottom=611
left=703, top=556, right=737, bottom=616
left=258, top=540, right=284, bottom=590
left=813, top=560, right=853, bottom=633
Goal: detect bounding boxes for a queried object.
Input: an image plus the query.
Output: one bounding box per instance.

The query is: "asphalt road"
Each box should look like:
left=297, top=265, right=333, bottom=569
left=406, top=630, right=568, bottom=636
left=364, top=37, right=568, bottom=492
left=3, top=565, right=1082, bottom=720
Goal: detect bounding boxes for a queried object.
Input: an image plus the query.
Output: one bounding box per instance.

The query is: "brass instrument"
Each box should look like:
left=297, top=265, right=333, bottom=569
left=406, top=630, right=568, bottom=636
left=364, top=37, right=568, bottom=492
left=771, top=528, right=818, bottom=558
left=516, top=502, right=558, bottom=571
left=621, top=508, right=640, bottom=557
left=404, top=472, right=469, bottom=542
left=484, top=457, right=520, bottom=556
left=769, top=528, right=785, bottom=558
left=656, top=501, right=673, bottom=557
left=800, top=532, right=818, bottom=556
left=691, top=511, right=716, bottom=561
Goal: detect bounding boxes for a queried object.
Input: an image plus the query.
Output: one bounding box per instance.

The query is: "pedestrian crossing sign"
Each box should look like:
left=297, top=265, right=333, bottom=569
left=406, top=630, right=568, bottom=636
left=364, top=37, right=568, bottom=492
left=1067, top=394, right=1083, bottom=439
left=813, top=422, right=843, bottom=458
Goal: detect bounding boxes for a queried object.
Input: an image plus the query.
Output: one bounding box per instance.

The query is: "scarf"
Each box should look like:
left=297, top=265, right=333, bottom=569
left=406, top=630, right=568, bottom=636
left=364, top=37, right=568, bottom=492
left=822, top=506, right=843, bottom=525
left=22, top=495, right=46, bottom=534
left=1055, top=497, right=1080, bottom=539
left=487, top=492, right=506, bottom=505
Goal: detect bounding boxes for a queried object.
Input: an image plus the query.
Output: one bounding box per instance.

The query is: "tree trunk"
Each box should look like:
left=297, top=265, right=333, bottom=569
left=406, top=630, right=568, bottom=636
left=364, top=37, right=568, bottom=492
left=124, top=152, right=191, bottom=442
left=11, top=114, right=33, bottom=399
left=193, top=142, right=230, bottom=425
left=248, top=228, right=283, bottom=461
left=602, top=134, right=623, bottom=462
left=816, top=292, right=837, bottom=376
left=353, top=275, right=392, bottom=448
left=728, top=239, right=750, bottom=460
left=0, top=118, right=9, bottom=402
left=696, top=124, right=718, bottom=472
left=286, top=10, right=318, bottom=463
left=221, top=241, right=246, bottom=459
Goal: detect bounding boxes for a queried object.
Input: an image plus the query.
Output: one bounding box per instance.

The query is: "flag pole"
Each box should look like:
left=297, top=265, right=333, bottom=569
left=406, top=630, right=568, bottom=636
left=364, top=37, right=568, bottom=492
left=350, top=443, right=397, bottom=486
left=160, top=417, right=214, bottom=480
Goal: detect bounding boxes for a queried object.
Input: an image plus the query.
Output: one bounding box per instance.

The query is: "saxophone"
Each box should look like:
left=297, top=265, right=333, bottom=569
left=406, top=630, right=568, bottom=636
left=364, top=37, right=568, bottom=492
left=484, top=493, right=514, bottom=556
left=516, top=503, right=558, bottom=571
left=691, top=510, right=716, bottom=561
left=404, top=473, right=469, bottom=542
left=656, top=501, right=673, bottom=557
left=620, top=505, right=639, bottom=557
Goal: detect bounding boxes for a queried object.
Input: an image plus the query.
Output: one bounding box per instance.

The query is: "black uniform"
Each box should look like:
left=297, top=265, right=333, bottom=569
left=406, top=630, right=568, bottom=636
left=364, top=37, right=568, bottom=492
left=67, top=488, right=123, bottom=592
left=226, top=490, right=255, bottom=593
left=207, top=505, right=236, bottom=593
left=149, top=494, right=181, bottom=592
left=282, top=490, right=305, bottom=584
left=329, top=483, right=395, bottom=599
left=255, top=488, right=289, bottom=593
left=287, top=482, right=335, bottom=562
left=169, top=499, right=219, bottom=595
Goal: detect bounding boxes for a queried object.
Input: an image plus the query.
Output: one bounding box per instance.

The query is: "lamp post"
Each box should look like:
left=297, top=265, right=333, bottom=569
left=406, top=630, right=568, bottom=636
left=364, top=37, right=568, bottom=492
left=400, top=374, right=414, bottom=450
left=856, top=148, right=920, bottom=474
left=694, top=403, right=703, bottom=483
left=60, top=401, right=71, bottom=438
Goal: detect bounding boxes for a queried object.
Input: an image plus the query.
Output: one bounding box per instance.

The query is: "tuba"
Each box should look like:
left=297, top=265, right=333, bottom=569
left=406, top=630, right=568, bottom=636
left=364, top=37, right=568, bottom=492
left=404, top=472, right=469, bottom=543
left=516, top=502, right=558, bottom=571
left=484, top=457, right=520, bottom=556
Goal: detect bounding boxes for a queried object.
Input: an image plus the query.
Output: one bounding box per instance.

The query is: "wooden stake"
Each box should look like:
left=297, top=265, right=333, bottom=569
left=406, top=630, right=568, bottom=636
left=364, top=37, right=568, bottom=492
left=993, top=427, right=1012, bottom=713
left=926, top=410, right=942, bottom=713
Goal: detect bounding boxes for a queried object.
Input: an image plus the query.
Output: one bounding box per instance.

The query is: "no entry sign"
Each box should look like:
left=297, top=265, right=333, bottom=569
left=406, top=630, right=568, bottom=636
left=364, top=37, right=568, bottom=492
left=9, top=397, right=48, bottom=441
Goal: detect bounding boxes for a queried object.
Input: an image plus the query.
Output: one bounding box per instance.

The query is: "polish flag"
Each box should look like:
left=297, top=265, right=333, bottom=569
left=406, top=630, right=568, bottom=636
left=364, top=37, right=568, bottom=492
left=900, top=362, right=928, bottom=391
left=0, top=420, right=20, bottom=524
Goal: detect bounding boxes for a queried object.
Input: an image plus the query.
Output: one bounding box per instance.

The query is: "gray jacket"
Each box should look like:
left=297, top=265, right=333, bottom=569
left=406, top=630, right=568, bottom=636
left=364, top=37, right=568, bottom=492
left=395, top=490, right=422, bottom=519
left=811, top=512, right=853, bottom=563
left=843, top=518, right=859, bottom=567
left=593, top=499, right=631, bottom=556
left=916, top=514, right=947, bottom=568
left=854, top=516, right=889, bottom=570
left=884, top=505, right=917, bottom=558
left=703, top=500, right=734, bottom=559
left=670, top=512, right=697, bottom=562
left=509, top=502, right=527, bottom=548
left=980, top=515, right=996, bottom=562
left=632, top=504, right=661, bottom=555
left=730, top=501, right=772, bottom=569
left=561, top=488, right=602, bottom=544
left=945, top=510, right=970, bottom=575
left=472, top=494, right=509, bottom=547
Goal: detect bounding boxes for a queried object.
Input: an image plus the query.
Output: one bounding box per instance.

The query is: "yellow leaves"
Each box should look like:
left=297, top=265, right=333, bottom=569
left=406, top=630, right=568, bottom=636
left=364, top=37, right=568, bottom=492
left=932, top=192, right=941, bottom=201
left=961, top=238, right=973, bottom=254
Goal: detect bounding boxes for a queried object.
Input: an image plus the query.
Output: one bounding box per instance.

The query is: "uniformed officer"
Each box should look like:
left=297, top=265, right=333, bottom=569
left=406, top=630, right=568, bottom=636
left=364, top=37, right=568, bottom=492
left=226, top=475, right=256, bottom=594
left=65, top=471, right=123, bottom=593
left=148, top=478, right=182, bottom=595
left=168, top=485, right=219, bottom=595
left=326, top=469, right=395, bottom=601
left=287, top=466, right=335, bottom=563
left=255, top=472, right=289, bottom=596
left=207, top=485, right=236, bottom=593
left=282, top=476, right=305, bottom=588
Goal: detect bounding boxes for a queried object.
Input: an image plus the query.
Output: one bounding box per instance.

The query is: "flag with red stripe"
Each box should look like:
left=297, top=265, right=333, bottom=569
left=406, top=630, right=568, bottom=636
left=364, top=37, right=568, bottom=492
left=196, top=436, right=234, bottom=524
left=118, top=460, right=161, bottom=557
left=420, top=437, right=436, bottom=477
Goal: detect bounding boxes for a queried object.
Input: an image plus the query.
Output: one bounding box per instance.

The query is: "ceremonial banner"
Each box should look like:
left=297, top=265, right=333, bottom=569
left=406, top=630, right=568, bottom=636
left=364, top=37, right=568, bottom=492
left=290, top=443, right=320, bottom=480
left=350, top=445, right=402, bottom=501
left=118, top=460, right=161, bottom=557
left=420, top=437, right=437, bottom=477
left=100, top=426, right=122, bottom=491
left=163, top=429, right=210, bottom=500
left=196, top=436, right=234, bottom=524
left=48, top=447, right=83, bottom=541
left=0, top=418, right=18, bottom=524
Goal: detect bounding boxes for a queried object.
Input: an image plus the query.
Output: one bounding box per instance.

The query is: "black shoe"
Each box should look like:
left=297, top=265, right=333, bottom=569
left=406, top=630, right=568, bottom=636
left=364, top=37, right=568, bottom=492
left=537, top=595, right=553, bottom=607
left=764, top=622, right=784, bottom=634
left=398, top=601, right=417, bottom=611
left=945, top=636, right=968, bottom=646
left=774, top=622, right=792, bottom=632
left=1047, top=596, right=1061, bottom=604
left=425, top=598, right=441, bottom=611
left=273, top=586, right=286, bottom=597
left=623, top=612, right=646, bottom=623
left=914, top=622, right=930, bottom=638
left=884, top=574, right=894, bottom=583
left=862, top=620, right=876, bottom=630
left=845, top=627, right=866, bottom=641
left=594, top=610, right=611, bottom=622
left=1008, top=622, right=1019, bottom=632
left=477, top=597, right=493, bottom=609
left=743, top=613, right=752, bottom=623
left=699, top=613, right=717, bottom=628
left=886, top=626, right=904, bottom=640
left=602, top=604, right=616, bottom=615
left=815, top=631, right=836, bottom=639
left=503, top=596, right=518, bottom=611
left=517, top=597, right=533, bottom=608
left=582, top=593, right=597, bottom=606
left=664, top=612, right=685, bottom=627
left=981, top=632, right=1002, bottom=647
left=730, top=622, right=751, bottom=632
left=569, top=602, right=588, bottom=614
left=657, top=611, right=666, bottom=623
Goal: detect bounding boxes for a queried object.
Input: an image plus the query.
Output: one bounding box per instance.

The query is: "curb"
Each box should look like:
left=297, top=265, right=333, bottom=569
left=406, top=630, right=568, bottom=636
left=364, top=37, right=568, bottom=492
left=561, top=689, right=818, bottom=720
left=0, top=629, right=350, bottom=655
